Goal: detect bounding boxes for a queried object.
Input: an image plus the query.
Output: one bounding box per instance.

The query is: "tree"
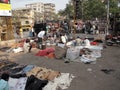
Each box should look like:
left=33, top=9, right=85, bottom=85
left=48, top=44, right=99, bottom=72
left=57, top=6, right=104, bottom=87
left=58, top=10, right=66, bottom=16
left=83, top=0, right=106, bottom=20
left=65, top=3, right=74, bottom=19
left=109, top=0, right=119, bottom=14
left=58, top=2, right=74, bottom=19
left=58, top=0, right=119, bottom=20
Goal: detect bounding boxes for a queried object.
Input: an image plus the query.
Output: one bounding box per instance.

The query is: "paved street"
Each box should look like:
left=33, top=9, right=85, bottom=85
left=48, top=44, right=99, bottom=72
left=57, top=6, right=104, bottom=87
left=9, top=44, right=120, bottom=90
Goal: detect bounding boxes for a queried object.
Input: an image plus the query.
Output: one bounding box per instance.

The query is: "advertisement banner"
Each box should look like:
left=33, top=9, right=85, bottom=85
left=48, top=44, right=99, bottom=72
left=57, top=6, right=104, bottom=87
left=0, top=0, right=12, bottom=16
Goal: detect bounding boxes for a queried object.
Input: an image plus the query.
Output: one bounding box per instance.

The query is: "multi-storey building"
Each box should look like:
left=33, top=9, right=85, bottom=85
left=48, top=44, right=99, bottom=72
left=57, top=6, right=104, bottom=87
left=26, top=2, right=44, bottom=13
left=26, top=2, right=44, bottom=21
left=12, top=8, right=34, bottom=31
left=11, top=2, right=56, bottom=33
left=26, top=2, right=56, bottom=21
left=44, top=3, right=55, bottom=21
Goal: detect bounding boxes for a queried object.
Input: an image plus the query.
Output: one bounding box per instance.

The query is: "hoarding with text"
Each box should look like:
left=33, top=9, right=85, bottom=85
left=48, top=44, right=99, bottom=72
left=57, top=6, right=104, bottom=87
left=0, top=0, right=12, bottom=16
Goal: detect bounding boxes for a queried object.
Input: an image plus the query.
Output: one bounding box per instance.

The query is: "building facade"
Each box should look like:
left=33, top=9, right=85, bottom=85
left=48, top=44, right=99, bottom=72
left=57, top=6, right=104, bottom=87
left=26, top=2, right=44, bottom=21
left=26, top=2, right=56, bottom=21
left=11, top=2, right=56, bottom=36
left=26, top=2, right=44, bottom=13
left=12, top=8, right=34, bottom=31
left=44, top=3, right=56, bottom=21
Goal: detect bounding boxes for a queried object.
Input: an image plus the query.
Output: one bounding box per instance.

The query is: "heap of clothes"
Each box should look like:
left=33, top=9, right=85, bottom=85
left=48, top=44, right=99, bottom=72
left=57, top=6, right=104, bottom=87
left=6, top=39, right=36, bottom=53
left=0, top=60, right=74, bottom=90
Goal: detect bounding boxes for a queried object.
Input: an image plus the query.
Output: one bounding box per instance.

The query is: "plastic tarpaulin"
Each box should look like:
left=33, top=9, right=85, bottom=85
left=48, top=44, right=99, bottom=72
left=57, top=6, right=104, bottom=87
left=66, top=47, right=80, bottom=61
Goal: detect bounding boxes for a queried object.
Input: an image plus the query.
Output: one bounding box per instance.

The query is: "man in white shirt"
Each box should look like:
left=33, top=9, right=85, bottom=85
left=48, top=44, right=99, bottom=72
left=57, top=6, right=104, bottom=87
left=37, top=30, right=45, bottom=38
left=84, top=38, right=90, bottom=46
left=61, top=34, right=68, bottom=44
left=37, top=30, right=45, bottom=49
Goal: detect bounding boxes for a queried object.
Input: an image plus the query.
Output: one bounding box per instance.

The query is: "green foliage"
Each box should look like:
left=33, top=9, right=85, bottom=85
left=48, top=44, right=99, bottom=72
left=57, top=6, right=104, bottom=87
left=58, top=0, right=120, bottom=20
left=58, top=3, right=74, bottom=19
left=83, top=0, right=106, bottom=19
left=109, top=0, right=119, bottom=13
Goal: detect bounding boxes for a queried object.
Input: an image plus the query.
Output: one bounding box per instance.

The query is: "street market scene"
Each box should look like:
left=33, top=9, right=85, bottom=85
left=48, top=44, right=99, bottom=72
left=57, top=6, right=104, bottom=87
left=0, top=0, right=120, bottom=90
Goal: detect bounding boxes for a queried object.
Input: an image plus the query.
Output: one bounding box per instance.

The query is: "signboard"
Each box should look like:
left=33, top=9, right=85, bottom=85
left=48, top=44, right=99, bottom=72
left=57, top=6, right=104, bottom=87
left=0, top=0, right=12, bottom=16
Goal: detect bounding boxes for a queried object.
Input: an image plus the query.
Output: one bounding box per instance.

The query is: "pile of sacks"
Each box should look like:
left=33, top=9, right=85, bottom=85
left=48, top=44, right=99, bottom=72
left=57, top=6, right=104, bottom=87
left=35, top=44, right=103, bottom=64
left=65, top=45, right=103, bottom=63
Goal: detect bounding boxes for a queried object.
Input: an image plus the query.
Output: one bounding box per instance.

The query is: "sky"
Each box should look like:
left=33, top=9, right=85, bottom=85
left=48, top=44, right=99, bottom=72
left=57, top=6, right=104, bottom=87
left=10, top=0, right=69, bottom=12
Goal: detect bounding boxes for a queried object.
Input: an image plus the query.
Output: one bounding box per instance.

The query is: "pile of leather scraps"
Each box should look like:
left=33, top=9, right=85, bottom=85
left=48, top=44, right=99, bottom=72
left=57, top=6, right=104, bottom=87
left=0, top=60, right=74, bottom=90
left=26, top=66, right=60, bottom=81
left=0, top=60, right=60, bottom=81
left=20, top=65, right=74, bottom=90
left=0, top=60, right=26, bottom=76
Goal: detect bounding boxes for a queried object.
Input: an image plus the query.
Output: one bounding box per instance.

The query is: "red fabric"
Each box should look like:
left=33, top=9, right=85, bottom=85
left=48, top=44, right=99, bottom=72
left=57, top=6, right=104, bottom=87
left=36, top=50, right=48, bottom=56
left=35, top=48, right=55, bottom=56
left=107, top=35, right=113, bottom=39
left=1, top=0, right=8, bottom=3
left=91, top=42, right=98, bottom=45
left=5, top=0, right=8, bottom=3
left=45, top=48, right=55, bottom=53
left=46, top=53, right=55, bottom=59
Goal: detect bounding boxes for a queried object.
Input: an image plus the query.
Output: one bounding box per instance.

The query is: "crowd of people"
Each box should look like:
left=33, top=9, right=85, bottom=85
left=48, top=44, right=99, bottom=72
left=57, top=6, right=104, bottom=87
left=13, top=19, right=106, bottom=53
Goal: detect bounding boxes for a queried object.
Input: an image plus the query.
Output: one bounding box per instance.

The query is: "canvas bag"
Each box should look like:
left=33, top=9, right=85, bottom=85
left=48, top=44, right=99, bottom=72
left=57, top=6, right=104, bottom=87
left=54, top=46, right=67, bottom=59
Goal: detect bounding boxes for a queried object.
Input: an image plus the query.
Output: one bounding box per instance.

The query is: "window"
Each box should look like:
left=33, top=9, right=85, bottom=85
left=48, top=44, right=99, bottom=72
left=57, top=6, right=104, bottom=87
left=34, top=8, right=36, bottom=10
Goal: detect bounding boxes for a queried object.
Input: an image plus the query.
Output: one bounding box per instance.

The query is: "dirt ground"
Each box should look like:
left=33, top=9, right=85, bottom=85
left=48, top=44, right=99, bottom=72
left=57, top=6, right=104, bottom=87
left=1, top=45, right=118, bottom=90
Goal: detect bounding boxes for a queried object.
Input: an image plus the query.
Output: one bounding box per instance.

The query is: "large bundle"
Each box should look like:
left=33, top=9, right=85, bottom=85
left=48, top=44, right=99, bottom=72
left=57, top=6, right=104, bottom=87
left=66, top=47, right=80, bottom=61
left=54, top=46, right=67, bottom=59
